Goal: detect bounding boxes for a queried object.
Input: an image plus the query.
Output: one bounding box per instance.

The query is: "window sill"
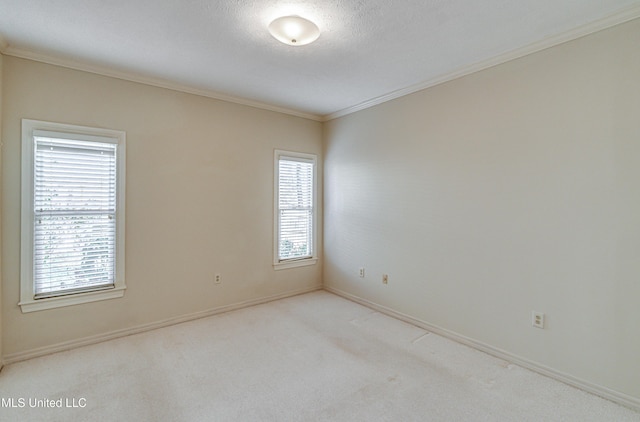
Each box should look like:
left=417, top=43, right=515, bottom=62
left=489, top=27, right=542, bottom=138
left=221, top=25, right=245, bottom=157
left=273, top=257, right=318, bottom=270
left=19, top=286, right=126, bottom=313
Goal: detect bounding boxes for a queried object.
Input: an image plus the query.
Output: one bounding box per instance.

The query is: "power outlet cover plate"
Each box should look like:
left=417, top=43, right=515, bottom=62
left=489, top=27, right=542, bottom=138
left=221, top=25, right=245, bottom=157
left=532, top=311, right=545, bottom=329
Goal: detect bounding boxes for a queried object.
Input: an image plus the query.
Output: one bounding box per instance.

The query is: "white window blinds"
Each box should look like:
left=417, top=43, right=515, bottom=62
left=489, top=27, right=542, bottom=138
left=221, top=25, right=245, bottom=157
left=278, top=156, right=314, bottom=261
left=33, top=132, right=118, bottom=297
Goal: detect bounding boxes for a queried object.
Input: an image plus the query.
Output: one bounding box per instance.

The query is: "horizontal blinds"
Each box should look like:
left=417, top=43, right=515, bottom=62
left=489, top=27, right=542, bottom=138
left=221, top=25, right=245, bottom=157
left=34, top=136, right=117, bottom=297
left=278, top=158, right=313, bottom=260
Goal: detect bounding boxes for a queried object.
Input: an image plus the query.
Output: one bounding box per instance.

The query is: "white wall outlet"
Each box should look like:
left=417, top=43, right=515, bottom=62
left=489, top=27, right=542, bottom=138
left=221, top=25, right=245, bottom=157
left=382, top=274, right=388, bottom=284
left=214, top=274, right=221, bottom=284
left=532, top=311, right=545, bottom=329
left=359, top=268, right=365, bottom=278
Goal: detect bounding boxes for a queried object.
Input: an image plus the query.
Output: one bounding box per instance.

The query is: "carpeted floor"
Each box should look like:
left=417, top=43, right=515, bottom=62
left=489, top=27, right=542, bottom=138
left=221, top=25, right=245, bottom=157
left=1, top=291, right=638, bottom=421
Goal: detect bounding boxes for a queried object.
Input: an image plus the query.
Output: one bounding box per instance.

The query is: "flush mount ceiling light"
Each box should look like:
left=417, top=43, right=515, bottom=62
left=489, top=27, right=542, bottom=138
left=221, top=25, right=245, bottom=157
left=268, top=15, right=320, bottom=46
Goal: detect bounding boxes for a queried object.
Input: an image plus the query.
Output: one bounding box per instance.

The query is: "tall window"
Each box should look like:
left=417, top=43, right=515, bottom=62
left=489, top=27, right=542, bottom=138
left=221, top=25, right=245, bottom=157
left=274, top=150, right=317, bottom=269
left=20, top=119, right=126, bottom=312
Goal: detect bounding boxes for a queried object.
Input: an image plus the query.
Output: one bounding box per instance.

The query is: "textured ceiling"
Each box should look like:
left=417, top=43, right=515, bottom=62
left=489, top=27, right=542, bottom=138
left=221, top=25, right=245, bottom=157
left=0, top=0, right=639, bottom=119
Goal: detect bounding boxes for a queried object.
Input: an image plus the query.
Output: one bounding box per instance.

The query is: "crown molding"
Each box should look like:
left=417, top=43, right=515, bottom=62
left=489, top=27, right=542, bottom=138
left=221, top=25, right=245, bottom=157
left=0, top=33, right=9, bottom=51
left=323, top=4, right=640, bottom=121
left=1, top=45, right=323, bottom=122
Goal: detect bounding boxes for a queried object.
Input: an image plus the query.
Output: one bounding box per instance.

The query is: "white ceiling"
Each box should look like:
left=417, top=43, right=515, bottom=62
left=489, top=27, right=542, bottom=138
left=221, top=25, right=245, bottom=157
left=1, top=1, right=639, bottom=120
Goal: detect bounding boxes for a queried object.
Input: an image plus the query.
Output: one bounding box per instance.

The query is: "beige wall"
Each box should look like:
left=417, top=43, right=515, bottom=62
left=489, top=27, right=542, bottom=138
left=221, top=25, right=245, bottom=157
left=324, top=19, right=640, bottom=400
left=1, top=57, right=323, bottom=356
left=0, top=52, right=4, bottom=365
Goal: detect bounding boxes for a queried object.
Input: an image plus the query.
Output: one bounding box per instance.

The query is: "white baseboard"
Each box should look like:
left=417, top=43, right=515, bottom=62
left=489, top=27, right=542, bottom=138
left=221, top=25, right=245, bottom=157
left=2, top=285, right=322, bottom=365
left=324, top=286, right=640, bottom=412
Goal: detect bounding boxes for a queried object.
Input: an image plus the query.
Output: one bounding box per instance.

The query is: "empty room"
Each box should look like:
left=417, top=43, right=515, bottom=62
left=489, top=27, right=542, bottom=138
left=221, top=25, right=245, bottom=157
left=1, top=1, right=639, bottom=420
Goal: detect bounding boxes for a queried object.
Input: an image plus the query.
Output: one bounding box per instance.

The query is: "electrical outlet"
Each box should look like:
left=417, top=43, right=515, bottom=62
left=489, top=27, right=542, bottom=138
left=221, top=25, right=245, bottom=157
left=359, top=268, right=365, bottom=278
left=382, top=274, right=388, bottom=284
left=532, top=311, right=545, bottom=329
left=214, top=274, right=221, bottom=284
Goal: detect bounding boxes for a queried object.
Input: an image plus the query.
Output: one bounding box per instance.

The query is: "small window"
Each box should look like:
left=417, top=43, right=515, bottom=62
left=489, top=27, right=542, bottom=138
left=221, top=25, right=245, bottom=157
left=20, top=119, right=126, bottom=312
left=274, top=150, right=317, bottom=269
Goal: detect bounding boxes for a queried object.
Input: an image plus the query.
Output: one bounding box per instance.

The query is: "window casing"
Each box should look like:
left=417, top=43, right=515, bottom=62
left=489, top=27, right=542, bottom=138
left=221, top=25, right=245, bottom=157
left=274, top=150, right=317, bottom=269
left=20, top=119, right=126, bottom=312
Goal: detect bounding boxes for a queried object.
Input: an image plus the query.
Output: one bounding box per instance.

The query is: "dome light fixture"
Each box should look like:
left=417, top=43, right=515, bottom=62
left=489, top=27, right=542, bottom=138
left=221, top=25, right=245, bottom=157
left=268, top=15, right=320, bottom=46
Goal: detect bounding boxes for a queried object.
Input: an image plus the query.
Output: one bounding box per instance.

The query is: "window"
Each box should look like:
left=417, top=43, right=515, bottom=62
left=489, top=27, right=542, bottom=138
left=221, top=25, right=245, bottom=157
left=274, top=150, right=317, bottom=269
left=20, top=119, right=126, bottom=312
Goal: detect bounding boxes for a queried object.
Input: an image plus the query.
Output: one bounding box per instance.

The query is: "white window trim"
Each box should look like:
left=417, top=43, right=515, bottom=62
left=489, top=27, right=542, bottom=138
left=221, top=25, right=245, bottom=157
left=20, top=119, right=126, bottom=313
left=273, top=149, right=318, bottom=270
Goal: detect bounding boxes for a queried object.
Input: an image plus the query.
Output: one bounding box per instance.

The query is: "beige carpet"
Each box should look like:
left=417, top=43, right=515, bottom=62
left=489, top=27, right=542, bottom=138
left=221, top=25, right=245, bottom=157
left=1, top=291, right=638, bottom=421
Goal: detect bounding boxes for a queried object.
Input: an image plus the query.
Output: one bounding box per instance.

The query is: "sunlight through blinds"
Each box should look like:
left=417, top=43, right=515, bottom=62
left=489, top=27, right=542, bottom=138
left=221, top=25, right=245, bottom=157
left=33, top=135, right=118, bottom=297
left=278, top=157, right=314, bottom=261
